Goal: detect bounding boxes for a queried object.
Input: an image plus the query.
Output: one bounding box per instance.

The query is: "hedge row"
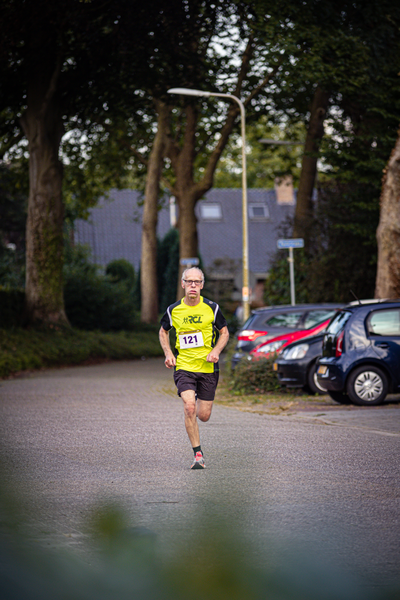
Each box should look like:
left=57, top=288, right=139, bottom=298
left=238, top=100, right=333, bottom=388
left=229, top=356, right=281, bottom=394
left=0, top=327, right=163, bottom=379
left=0, top=281, right=136, bottom=331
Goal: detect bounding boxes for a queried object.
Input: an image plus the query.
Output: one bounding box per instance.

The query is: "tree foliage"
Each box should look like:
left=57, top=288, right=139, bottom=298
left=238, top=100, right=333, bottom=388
left=1, top=0, right=400, bottom=323
left=214, top=119, right=305, bottom=188
left=264, top=181, right=381, bottom=304
left=0, top=0, right=164, bottom=324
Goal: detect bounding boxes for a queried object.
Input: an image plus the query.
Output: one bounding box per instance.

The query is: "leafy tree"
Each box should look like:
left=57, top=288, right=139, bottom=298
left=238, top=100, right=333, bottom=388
left=132, top=1, right=293, bottom=321
left=213, top=119, right=305, bottom=188
left=138, top=0, right=400, bottom=321
left=264, top=181, right=382, bottom=304
left=0, top=0, right=156, bottom=325
left=246, top=0, right=400, bottom=245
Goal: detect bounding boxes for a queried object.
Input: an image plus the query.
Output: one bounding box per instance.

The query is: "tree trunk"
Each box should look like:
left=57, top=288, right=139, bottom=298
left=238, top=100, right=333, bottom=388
left=375, top=126, right=400, bottom=298
left=175, top=191, right=199, bottom=300
left=163, top=40, right=282, bottom=302
left=21, top=63, right=68, bottom=326
left=140, top=101, right=170, bottom=323
left=293, top=86, right=330, bottom=240
left=168, top=104, right=201, bottom=300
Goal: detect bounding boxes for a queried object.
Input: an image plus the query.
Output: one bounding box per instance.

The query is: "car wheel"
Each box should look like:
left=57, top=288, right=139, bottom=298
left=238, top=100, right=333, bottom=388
left=346, top=365, right=388, bottom=406
left=327, top=390, right=352, bottom=405
left=305, top=361, right=327, bottom=395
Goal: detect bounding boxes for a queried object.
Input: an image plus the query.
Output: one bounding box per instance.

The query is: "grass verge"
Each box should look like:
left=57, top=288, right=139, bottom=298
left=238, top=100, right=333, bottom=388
left=214, top=374, right=335, bottom=414
left=216, top=347, right=338, bottom=414
left=0, top=326, right=163, bottom=379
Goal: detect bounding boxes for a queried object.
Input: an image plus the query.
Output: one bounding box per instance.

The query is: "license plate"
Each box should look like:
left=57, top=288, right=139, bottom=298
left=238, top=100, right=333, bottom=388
left=273, top=362, right=278, bottom=371
left=317, top=365, right=328, bottom=375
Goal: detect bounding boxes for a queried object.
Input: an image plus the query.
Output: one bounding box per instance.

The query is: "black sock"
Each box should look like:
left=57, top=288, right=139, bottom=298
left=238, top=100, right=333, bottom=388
left=193, top=445, right=202, bottom=456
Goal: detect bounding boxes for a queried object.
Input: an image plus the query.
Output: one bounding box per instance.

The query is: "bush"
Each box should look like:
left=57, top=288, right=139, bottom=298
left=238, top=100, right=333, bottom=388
left=64, top=273, right=136, bottom=331
left=106, top=259, right=135, bottom=288
left=230, top=356, right=281, bottom=394
left=63, top=244, right=136, bottom=331
left=0, top=245, right=25, bottom=290
left=0, top=326, right=163, bottom=378
left=0, top=287, right=25, bottom=328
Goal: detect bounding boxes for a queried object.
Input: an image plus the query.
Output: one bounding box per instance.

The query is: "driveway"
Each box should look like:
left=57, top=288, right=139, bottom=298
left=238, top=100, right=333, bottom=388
left=0, top=358, right=399, bottom=592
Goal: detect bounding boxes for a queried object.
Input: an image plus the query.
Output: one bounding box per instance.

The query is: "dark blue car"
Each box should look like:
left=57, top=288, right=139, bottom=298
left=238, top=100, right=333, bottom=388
left=274, top=333, right=327, bottom=395
left=317, top=300, right=400, bottom=405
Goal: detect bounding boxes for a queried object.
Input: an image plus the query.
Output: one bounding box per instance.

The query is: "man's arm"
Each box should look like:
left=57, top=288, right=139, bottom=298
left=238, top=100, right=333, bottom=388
left=206, top=326, right=229, bottom=363
left=159, top=326, right=176, bottom=369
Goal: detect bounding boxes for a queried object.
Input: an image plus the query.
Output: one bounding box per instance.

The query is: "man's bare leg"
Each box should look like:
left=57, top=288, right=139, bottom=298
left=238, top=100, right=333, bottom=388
left=197, top=399, right=213, bottom=422
left=180, top=389, right=200, bottom=447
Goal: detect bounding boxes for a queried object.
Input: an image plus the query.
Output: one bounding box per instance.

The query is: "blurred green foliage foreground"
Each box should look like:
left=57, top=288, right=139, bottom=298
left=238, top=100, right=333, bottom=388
left=0, top=326, right=163, bottom=379
left=1, top=479, right=399, bottom=600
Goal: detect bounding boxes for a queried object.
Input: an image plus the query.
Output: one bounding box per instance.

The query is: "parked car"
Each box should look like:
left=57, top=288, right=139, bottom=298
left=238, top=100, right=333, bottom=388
left=232, top=303, right=343, bottom=368
left=317, top=300, right=400, bottom=406
left=250, top=317, right=330, bottom=359
left=273, top=333, right=327, bottom=395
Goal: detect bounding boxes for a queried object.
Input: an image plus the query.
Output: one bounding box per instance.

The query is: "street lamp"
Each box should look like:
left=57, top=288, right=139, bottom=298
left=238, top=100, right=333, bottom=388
left=167, top=87, right=250, bottom=322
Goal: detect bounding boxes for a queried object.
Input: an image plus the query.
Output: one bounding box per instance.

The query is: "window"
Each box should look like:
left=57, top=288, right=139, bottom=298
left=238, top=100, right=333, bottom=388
left=241, top=315, right=257, bottom=330
left=200, top=203, right=222, bottom=220
left=304, top=309, right=337, bottom=329
left=249, top=203, right=269, bottom=219
left=265, top=312, right=302, bottom=328
left=326, top=311, right=351, bottom=335
left=368, top=309, right=400, bottom=336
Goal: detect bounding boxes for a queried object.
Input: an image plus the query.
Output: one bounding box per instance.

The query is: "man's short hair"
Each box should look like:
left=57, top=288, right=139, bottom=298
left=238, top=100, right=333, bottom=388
left=181, top=267, right=205, bottom=282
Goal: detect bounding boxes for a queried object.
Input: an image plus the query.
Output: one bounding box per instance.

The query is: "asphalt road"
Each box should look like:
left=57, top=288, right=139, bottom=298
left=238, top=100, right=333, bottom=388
left=0, top=358, right=399, bottom=593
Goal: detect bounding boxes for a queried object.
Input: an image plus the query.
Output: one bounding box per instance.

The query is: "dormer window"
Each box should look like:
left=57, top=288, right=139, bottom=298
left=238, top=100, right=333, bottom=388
left=200, top=203, right=222, bottom=220
left=249, top=203, right=269, bottom=219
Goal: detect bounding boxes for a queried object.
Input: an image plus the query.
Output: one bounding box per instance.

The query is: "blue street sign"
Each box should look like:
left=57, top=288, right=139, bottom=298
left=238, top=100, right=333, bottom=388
left=180, top=257, right=200, bottom=266
left=277, top=238, right=304, bottom=249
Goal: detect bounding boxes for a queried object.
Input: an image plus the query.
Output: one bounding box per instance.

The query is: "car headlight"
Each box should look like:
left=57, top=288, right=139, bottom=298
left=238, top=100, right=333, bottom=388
left=258, top=340, right=287, bottom=354
left=283, top=343, right=309, bottom=360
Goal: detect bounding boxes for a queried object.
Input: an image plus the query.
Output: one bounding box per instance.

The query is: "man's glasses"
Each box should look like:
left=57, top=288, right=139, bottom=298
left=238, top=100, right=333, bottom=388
left=183, top=279, right=203, bottom=286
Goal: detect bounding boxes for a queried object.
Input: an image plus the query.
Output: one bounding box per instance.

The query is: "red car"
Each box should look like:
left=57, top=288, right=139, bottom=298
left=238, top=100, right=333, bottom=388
left=249, top=319, right=331, bottom=360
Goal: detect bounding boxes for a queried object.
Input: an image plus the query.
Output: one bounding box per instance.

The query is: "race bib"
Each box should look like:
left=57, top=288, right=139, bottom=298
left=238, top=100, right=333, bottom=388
left=179, top=330, right=204, bottom=349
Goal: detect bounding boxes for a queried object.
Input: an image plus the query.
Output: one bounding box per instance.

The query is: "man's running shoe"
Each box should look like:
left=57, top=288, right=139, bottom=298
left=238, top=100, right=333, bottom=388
left=191, top=451, right=205, bottom=469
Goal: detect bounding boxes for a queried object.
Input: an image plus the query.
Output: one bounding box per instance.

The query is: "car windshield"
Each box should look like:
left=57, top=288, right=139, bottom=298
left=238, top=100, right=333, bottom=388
left=325, top=310, right=352, bottom=335
left=304, top=309, right=337, bottom=329
left=240, top=315, right=257, bottom=330
left=265, top=312, right=302, bottom=327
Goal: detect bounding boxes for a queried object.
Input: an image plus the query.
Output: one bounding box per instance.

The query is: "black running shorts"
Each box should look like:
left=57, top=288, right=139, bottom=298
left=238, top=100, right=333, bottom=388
left=173, top=369, right=219, bottom=401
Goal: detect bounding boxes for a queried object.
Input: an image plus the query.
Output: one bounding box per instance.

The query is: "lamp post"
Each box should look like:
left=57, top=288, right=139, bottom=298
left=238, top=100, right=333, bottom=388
left=167, top=87, right=250, bottom=322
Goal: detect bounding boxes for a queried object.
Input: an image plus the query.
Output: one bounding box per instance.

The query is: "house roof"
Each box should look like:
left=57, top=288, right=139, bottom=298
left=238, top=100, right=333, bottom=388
left=73, top=188, right=296, bottom=275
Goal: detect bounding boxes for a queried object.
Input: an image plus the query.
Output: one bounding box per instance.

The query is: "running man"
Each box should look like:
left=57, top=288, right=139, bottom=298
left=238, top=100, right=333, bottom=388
left=159, top=267, right=229, bottom=469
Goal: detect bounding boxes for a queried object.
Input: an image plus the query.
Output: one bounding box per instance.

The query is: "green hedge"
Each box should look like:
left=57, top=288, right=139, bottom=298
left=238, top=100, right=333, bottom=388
left=0, top=288, right=25, bottom=328
left=64, top=272, right=136, bottom=331
left=230, top=356, right=281, bottom=394
left=0, top=327, right=163, bottom=379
